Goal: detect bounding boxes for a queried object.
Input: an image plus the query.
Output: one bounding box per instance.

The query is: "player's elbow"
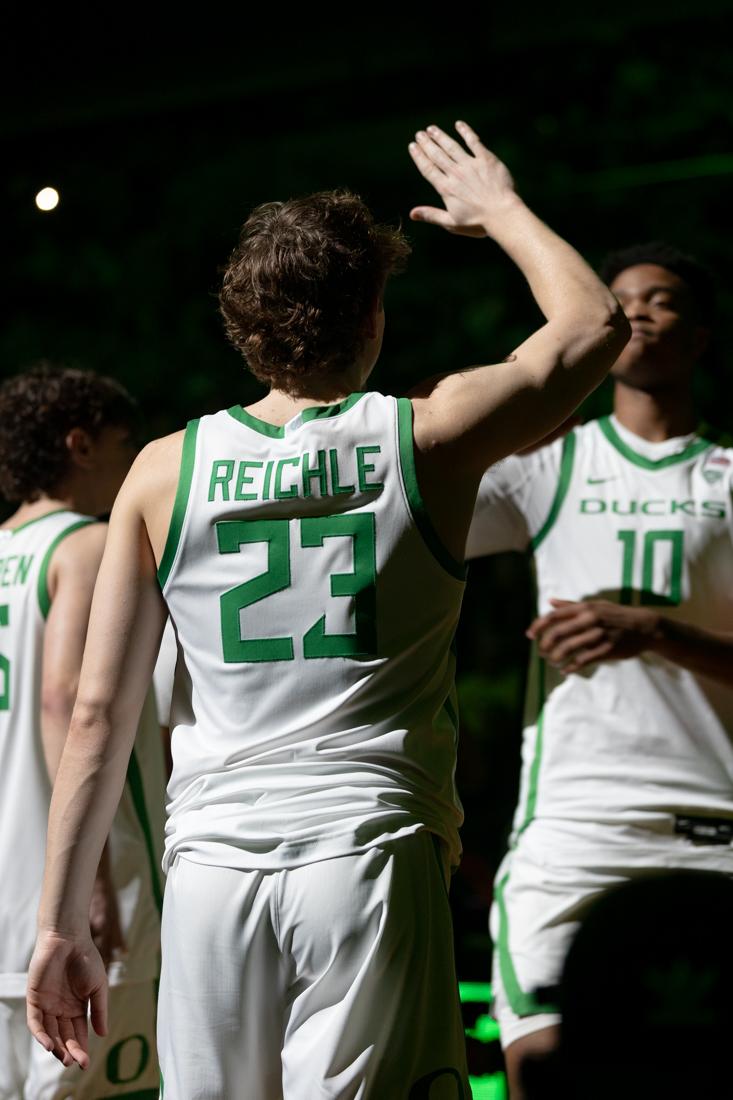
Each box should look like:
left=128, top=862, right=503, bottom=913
left=565, top=297, right=630, bottom=357
left=41, top=680, right=78, bottom=728
left=549, top=302, right=631, bottom=386
left=597, top=298, right=631, bottom=353
left=68, top=696, right=115, bottom=746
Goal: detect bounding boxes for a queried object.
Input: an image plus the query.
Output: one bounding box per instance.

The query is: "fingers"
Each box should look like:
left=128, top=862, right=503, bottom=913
left=562, top=641, right=614, bottom=674
left=543, top=626, right=606, bottom=666
left=425, top=124, right=470, bottom=163
left=536, top=613, right=600, bottom=651
left=408, top=138, right=449, bottom=189
left=409, top=206, right=455, bottom=228
left=90, top=985, right=108, bottom=1037
left=527, top=601, right=580, bottom=639
left=45, top=1015, right=74, bottom=1066
left=27, top=1003, right=54, bottom=1053
left=455, top=119, right=486, bottom=154
left=59, top=1016, right=88, bottom=1068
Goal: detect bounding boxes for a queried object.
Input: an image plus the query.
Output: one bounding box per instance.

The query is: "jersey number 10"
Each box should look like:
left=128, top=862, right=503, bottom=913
left=617, top=529, right=684, bottom=606
left=216, top=514, right=377, bottom=662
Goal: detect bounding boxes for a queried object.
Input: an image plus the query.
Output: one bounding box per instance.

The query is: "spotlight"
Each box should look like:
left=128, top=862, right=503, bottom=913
left=35, top=187, right=60, bottom=212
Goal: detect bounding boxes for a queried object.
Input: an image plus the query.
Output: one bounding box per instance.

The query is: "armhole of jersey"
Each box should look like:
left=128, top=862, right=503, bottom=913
left=395, top=397, right=467, bottom=582
left=157, top=418, right=200, bottom=590
left=37, top=519, right=97, bottom=620
left=529, top=430, right=577, bottom=552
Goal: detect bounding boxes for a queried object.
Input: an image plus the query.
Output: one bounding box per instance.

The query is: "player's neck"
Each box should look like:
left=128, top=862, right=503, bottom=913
left=245, top=369, right=368, bottom=427
left=612, top=383, right=697, bottom=443
left=2, top=495, right=72, bottom=531
left=3, top=477, right=101, bottom=530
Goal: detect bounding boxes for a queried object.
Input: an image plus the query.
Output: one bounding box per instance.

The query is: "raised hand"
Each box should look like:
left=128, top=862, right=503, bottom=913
left=26, top=930, right=108, bottom=1069
left=408, top=121, right=517, bottom=237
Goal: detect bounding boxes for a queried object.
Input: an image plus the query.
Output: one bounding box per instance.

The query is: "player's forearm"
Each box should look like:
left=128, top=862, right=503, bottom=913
left=37, top=705, right=133, bottom=937
left=645, top=614, right=733, bottom=684
left=40, top=685, right=77, bottom=782
left=484, top=198, right=622, bottom=330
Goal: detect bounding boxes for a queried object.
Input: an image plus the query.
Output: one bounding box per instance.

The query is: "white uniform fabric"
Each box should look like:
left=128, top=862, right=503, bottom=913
left=5, top=981, right=159, bottom=1100
left=156, top=392, right=468, bottom=1095
left=159, top=392, right=466, bottom=874
left=159, top=833, right=469, bottom=1099
left=152, top=618, right=177, bottom=729
left=0, top=510, right=166, bottom=1097
left=467, top=417, right=733, bottom=1046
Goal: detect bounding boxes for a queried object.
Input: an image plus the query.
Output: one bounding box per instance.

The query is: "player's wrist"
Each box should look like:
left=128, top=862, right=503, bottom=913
left=479, top=192, right=529, bottom=239
left=37, top=911, right=91, bottom=940
left=634, top=608, right=664, bottom=652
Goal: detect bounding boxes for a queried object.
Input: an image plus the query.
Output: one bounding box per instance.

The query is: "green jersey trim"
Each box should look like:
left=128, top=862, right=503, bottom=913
left=158, top=419, right=200, bottom=589
left=3, top=508, right=69, bottom=537
left=495, top=870, right=559, bottom=1017
left=37, top=518, right=97, bottom=620
left=598, top=416, right=714, bottom=469
left=516, top=655, right=546, bottom=836
left=125, top=747, right=164, bottom=916
left=396, top=398, right=467, bottom=582
left=227, top=393, right=366, bottom=437
left=530, top=430, right=576, bottom=551
left=300, top=392, right=365, bottom=422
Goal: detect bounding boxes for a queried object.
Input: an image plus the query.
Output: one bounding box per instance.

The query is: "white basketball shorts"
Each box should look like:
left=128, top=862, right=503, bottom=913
left=158, top=830, right=470, bottom=1099
left=490, top=821, right=733, bottom=1050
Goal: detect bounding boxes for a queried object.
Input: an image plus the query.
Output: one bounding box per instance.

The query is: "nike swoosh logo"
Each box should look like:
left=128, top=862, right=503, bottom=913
left=587, top=476, right=618, bottom=484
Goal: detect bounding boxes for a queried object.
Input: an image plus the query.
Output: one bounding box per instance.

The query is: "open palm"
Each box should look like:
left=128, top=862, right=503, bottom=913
left=408, top=121, right=516, bottom=236
left=27, top=931, right=108, bottom=1069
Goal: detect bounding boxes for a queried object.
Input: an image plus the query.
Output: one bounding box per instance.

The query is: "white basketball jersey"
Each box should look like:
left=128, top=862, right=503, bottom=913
left=159, top=392, right=466, bottom=871
left=0, top=510, right=166, bottom=996
left=467, top=416, right=733, bottom=835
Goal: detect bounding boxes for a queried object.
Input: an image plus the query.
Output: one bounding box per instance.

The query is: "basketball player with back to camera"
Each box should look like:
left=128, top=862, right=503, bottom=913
left=466, top=244, right=733, bottom=1098
left=26, top=123, right=629, bottom=1097
left=0, top=365, right=165, bottom=1099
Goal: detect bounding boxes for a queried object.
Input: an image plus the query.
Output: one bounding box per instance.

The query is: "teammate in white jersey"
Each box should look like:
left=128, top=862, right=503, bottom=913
left=466, top=243, right=733, bottom=1098
left=0, top=364, right=165, bottom=1099
left=26, top=122, right=629, bottom=1098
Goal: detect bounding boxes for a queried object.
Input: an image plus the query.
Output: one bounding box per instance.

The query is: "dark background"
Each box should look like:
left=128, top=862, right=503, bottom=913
left=4, top=2, right=733, bottom=979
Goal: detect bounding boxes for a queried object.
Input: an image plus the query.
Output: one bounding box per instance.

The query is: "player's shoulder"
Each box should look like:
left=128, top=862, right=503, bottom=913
left=121, top=429, right=187, bottom=504
left=49, top=518, right=108, bottom=579
left=700, top=423, right=733, bottom=455
left=698, top=424, right=733, bottom=488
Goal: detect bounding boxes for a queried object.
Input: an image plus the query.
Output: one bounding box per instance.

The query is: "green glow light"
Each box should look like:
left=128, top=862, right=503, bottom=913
left=458, top=981, right=493, bottom=1003
left=469, top=1073, right=508, bottom=1099
left=574, top=153, right=733, bottom=192
left=466, top=1013, right=501, bottom=1044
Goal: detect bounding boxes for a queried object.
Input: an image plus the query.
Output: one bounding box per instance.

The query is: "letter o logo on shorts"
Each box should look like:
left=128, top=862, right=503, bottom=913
left=106, top=1034, right=150, bottom=1084
left=408, top=1066, right=465, bottom=1099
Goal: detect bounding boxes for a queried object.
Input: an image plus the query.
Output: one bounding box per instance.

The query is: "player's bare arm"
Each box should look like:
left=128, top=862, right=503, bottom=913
left=407, top=122, right=629, bottom=557
left=27, top=453, right=169, bottom=1067
left=529, top=598, right=733, bottom=683
left=41, top=523, right=107, bottom=780
left=41, top=521, right=128, bottom=969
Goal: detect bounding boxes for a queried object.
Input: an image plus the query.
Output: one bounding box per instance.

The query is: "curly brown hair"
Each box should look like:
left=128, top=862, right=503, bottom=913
left=219, top=190, right=411, bottom=394
left=0, top=362, right=137, bottom=502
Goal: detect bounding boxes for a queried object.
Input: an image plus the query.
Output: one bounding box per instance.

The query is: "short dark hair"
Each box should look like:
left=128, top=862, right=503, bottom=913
left=600, top=241, right=715, bottom=325
left=219, top=190, right=411, bottom=395
left=0, top=362, right=137, bottom=502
